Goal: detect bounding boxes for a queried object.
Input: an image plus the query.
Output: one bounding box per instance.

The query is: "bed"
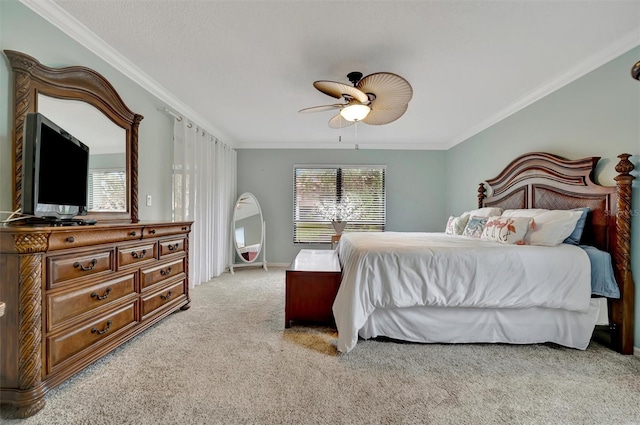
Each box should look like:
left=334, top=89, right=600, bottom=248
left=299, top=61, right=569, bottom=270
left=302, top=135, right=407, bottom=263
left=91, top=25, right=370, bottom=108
left=333, top=152, right=635, bottom=354
left=238, top=243, right=261, bottom=261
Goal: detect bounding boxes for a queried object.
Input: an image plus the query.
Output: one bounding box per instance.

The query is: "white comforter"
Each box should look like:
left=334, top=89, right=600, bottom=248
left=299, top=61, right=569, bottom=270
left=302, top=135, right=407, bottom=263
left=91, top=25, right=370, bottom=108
left=333, top=232, right=591, bottom=353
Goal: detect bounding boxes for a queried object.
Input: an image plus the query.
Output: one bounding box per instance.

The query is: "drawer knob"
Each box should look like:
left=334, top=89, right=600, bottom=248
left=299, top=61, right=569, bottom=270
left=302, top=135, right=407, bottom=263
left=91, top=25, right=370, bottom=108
left=131, top=249, right=147, bottom=259
left=129, top=231, right=137, bottom=237
left=66, top=236, right=75, bottom=243
left=182, top=226, right=188, bottom=231
left=91, top=320, right=112, bottom=335
left=91, top=287, right=112, bottom=301
left=168, top=243, right=180, bottom=252
left=149, top=229, right=156, bottom=235
left=160, top=266, right=173, bottom=276
left=160, top=290, right=173, bottom=301
left=73, top=259, right=97, bottom=271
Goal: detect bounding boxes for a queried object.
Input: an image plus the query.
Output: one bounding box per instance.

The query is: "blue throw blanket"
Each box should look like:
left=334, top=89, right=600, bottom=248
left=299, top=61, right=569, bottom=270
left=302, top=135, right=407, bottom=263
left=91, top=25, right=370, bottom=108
left=579, top=245, right=620, bottom=298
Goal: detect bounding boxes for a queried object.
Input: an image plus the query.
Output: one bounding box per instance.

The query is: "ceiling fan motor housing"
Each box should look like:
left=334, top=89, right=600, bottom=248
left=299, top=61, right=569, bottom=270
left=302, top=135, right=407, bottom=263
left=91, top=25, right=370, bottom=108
left=347, top=71, right=363, bottom=86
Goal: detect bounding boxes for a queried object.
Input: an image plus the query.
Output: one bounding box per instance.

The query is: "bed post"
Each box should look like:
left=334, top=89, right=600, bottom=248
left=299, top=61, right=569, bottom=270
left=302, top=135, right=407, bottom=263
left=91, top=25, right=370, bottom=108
left=478, top=183, right=486, bottom=208
left=612, top=153, right=635, bottom=354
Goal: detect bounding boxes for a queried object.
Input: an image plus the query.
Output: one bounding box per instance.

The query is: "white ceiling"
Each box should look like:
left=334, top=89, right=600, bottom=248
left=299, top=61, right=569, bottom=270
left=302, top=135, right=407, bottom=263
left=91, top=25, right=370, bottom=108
left=25, top=0, right=640, bottom=150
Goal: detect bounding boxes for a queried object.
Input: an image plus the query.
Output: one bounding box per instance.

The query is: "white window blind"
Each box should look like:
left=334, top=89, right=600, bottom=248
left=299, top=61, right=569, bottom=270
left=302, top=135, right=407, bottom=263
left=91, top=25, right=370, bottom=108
left=88, top=170, right=126, bottom=211
left=293, top=165, right=386, bottom=243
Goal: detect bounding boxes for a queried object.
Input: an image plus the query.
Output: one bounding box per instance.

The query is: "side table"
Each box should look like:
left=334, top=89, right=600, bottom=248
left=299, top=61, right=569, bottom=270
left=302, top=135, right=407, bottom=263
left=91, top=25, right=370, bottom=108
left=285, top=249, right=342, bottom=328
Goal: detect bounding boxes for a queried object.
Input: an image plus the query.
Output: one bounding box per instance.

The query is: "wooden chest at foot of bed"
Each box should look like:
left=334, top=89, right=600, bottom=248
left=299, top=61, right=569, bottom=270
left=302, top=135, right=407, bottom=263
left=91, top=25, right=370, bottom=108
left=285, top=249, right=342, bottom=328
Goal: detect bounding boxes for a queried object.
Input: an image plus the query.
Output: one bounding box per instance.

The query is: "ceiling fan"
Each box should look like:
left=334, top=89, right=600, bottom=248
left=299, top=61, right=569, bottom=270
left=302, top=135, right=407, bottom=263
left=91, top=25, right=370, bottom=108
left=299, top=71, right=413, bottom=128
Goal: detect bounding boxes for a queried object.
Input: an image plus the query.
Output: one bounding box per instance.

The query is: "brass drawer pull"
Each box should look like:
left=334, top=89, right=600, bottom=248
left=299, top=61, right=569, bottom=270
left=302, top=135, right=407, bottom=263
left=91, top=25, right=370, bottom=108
left=160, top=291, right=172, bottom=301
left=91, top=288, right=112, bottom=301
left=66, top=236, right=75, bottom=243
left=160, top=267, right=172, bottom=276
left=73, top=259, right=97, bottom=271
left=168, top=243, right=180, bottom=251
left=91, top=320, right=112, bottom=335
left=131, top=249, right=147, bottom=259
left=149, top=229, right=156, bottom=235
left=129, top=231, right=137, bottom=237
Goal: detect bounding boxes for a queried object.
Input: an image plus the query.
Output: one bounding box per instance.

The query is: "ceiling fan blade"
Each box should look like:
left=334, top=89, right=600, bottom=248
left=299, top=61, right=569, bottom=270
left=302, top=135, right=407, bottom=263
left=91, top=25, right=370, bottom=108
left=357, top=72, right=413, bottom=110
left=314, top=81, right=369, bottom=103
left=362, top=104, right=408, bottom=125
left=298, top=104, right=342, bottom=113
left=328, top=114, right=355, bottom=129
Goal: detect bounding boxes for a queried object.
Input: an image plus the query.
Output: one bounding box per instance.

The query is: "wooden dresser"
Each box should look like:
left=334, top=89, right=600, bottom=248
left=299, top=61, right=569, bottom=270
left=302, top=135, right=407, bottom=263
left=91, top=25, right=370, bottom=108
left=0, top=221, right=192, bottom=418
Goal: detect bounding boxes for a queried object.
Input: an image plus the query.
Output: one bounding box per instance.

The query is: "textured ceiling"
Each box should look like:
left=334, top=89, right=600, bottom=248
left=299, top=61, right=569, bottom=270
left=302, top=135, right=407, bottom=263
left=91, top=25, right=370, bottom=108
left=38, top=0, right=640, bottom=149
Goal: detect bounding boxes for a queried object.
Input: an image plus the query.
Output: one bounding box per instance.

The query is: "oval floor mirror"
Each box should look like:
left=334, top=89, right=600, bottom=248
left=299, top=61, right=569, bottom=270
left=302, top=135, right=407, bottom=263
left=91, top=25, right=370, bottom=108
left=229, top=192, right=268, bottom=273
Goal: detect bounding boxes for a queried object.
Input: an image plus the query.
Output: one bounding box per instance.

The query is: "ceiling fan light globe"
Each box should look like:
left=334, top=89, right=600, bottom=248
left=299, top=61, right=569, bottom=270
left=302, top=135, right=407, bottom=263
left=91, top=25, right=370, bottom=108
left=340, top=104, right=371, bottom=122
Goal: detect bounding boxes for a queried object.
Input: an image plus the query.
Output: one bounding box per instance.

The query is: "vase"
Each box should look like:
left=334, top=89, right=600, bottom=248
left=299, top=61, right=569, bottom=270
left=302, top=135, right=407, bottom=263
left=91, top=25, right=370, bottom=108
left=332, top=220, right=347, bottom=235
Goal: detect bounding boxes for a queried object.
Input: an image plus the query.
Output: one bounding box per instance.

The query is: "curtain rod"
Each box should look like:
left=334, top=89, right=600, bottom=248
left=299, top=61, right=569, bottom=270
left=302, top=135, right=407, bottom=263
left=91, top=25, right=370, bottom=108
left=159, top=107, right=234, bottom=149
left=158, top=107, right=183, bottom=122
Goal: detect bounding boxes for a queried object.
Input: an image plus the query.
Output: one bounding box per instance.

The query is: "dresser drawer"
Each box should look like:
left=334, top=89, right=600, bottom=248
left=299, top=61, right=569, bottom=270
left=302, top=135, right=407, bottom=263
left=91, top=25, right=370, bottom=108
left=142, top=223, right=190, bottom=239
left=46, top=273, right=137, bottom=331
left=47, top=301, right=138, bottom=373
left=48, top=249, right=115, bottom=288
left=159, top=238, right=186, bottom=258
left=117, top=242, right=158, bottom=268
left=140, top=258, right=185, bottom=290
left=47, top=226, right=144, bottom=251
left=141, top=279, right=186, bottom=320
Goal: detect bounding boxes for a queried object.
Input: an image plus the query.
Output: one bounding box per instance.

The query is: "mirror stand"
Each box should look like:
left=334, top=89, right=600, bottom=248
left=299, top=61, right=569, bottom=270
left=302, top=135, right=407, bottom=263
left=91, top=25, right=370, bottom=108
left=229, top=222, right=268, bottom=274
left=229, top=192, right=268, bottom=274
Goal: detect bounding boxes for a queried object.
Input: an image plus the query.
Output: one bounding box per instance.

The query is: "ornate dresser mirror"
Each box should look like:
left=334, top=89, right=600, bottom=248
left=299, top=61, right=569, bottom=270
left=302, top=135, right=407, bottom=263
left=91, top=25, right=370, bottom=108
left=229, top=192, right=267, bottom=273
left=4, top=50, right=142, bottom=223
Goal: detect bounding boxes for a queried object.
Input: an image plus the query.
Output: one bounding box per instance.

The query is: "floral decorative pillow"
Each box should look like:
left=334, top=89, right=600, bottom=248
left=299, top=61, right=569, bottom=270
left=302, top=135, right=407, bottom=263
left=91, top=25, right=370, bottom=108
left=445, top=214, right=470, bottom=235
left=480, top=216, right=532, bottom=245
left=462, top=216, right=488, bottom=238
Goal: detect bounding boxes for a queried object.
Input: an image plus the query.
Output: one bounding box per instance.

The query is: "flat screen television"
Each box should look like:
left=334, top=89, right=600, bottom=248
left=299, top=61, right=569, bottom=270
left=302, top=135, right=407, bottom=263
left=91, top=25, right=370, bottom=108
left=22, top=112, right=90, bottom=223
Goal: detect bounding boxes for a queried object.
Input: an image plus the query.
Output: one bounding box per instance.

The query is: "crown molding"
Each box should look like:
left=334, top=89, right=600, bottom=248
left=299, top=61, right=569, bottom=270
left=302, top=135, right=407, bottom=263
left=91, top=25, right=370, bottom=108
left=446, top=29, right=640, bottom=150
left=19, top=0, right=235, bottom=147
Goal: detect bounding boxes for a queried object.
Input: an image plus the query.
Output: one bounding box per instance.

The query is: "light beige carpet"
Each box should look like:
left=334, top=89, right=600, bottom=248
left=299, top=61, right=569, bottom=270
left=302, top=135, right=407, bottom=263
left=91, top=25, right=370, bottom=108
left=3, top=267, right=640, bottom=425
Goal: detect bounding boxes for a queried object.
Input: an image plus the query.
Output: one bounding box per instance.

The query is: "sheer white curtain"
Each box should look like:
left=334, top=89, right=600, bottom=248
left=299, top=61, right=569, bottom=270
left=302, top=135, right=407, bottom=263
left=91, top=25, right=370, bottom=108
left=173, top=119, right=237, bottom=287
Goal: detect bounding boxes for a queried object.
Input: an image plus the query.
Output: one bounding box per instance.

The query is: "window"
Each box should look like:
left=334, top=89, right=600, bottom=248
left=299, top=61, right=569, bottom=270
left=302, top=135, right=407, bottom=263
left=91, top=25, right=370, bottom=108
left=293, top=165, right=386, bottom=243
left=88, top=169, right=126, bottom=211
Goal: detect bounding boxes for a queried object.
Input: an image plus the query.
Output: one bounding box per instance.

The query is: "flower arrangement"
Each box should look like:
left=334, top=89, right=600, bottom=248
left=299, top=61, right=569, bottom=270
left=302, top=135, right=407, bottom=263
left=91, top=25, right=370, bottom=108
left=316, top=195, right=362, bottom=223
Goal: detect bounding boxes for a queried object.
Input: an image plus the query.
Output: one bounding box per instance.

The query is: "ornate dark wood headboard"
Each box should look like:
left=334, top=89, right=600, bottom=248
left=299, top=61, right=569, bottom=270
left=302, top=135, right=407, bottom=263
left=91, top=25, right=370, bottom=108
left=477, top=152, right=635, bottom=355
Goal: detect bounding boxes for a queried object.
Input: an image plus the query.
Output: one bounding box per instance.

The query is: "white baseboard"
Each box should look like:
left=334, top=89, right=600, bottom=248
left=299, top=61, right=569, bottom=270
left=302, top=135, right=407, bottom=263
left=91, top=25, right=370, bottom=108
left=635, top=346, right=640, bottom=357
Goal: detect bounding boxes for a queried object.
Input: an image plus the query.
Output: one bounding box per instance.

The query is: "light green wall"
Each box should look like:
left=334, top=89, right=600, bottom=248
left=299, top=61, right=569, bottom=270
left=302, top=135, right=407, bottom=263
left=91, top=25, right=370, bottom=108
left=0, top=2, right=11, bottom=218
left=0, top=0, right=174, bottom=221
left=236, top=149, right=448, bottom=264
left=446, top=46, right=640, bottom=347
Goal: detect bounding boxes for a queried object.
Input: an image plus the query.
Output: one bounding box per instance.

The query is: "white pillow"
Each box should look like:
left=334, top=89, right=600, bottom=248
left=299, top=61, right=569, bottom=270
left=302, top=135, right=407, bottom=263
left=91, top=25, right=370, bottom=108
left=501, top=209, right=549, bottom=218
left=445, top=214, right=470, bottom=235
left=527, top=210, right=584, bottom=246
left=481, top=216, right=533, bottom=245
left=463, top=207, right=503, bottom=218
